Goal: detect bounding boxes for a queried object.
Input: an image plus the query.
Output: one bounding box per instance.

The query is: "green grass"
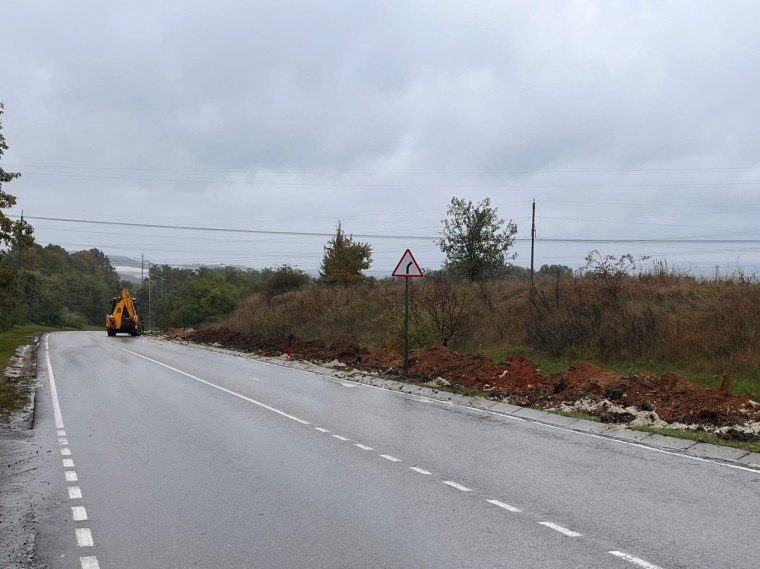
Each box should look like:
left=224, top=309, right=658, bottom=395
left=0, top=325, right=54, bottom=419
left=633, top=425, right=760, bottom=454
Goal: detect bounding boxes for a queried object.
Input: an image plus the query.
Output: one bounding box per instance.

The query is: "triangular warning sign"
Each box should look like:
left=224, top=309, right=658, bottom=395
left=392, top=249, right=424, bottom=278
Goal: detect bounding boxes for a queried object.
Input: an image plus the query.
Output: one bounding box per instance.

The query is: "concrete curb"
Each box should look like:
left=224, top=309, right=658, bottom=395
left=311, top=361, right=760, bottom=471
left=169, top=339, right=760, bottom=472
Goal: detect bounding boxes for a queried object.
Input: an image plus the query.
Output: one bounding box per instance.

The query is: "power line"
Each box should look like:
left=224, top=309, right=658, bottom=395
left=8, top=163, right=760, bottom=175
left=14, top=171, right=760, bottom=189
left=18, top=215, right=760, bottom=246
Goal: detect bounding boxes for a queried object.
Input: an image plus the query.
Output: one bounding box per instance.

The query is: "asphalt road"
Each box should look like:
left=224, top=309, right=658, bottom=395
left=30, top=331, right=760, bottom=568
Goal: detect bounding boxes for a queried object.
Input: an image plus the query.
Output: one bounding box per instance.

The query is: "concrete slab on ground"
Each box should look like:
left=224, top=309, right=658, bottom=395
left=539, top=413, right=581, bottom=428
left=686, top=443, right=748, bottom=462
left=487, top=402, right=522, bottom=415
left=639, top=433, right=697, bottom=451
left=573, top=420, right=608, bottom=434
left=606, top=428, right=653, bottom=442
left=738, top=452, right=760, bottom=468
left=512, top=407, right=552, bottom=422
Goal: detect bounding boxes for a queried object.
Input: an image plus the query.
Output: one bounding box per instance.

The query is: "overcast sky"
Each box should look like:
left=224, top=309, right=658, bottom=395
left=3, top=0, right=760, bottom=277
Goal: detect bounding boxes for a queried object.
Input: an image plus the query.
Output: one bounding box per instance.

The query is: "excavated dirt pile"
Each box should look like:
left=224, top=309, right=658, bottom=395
left=168, top=327, right=760, bottom=440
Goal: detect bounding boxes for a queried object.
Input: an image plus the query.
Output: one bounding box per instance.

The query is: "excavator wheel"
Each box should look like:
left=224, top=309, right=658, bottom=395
left=107, top=330, right=116, bottom=337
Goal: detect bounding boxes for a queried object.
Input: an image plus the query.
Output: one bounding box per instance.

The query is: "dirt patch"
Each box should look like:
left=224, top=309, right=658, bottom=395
left=169, top=327, right=760, bottom=440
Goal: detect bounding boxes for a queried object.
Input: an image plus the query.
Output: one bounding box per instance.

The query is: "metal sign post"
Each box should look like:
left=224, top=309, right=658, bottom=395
left=392, top=249, right=424, bottom=374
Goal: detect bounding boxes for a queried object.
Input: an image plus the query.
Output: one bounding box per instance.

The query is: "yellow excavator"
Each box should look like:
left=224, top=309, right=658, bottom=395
left=106, top=289, right=143, bottom=336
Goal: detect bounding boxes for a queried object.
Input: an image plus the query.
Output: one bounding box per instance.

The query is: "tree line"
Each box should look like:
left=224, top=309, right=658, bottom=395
left=1, top=102, right=578, bottom=333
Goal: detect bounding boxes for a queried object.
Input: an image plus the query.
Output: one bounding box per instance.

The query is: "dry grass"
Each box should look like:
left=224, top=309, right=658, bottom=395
left=217, top=274, right=760, bottom=399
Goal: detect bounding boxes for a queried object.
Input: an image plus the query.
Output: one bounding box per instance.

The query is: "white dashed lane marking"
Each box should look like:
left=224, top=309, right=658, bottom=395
left=380, top=454, right=401, bottom=462
left=80, top=557, right=101, bottom=569
left=486, top=499, right=521, bottom=513
left=442, top=481, right=472, bottom=492
left=609, top=551, right=663, bottom=568
left=116, top=342, right=675, bottom=569
left=45, top=337, right=101, bottom=569
left=72, top=506, right=88, bottom=521
left=75, top=527, right=94, bottom=547
left=539, top=522, right=582, bottom=537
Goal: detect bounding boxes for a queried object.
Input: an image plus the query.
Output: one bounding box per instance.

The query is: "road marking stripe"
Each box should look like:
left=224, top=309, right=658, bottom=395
left=61, top=448, right=72, bottom=456
left=609, top=551, right=663, bottom=568
left=443, top=481, right=472, bottom=492
left=44, top=337, right=65, bottom=430
left=65, top=471, right=79, bottom=482
left=75, top=528, right=94, bottom=547
left=539, top=522, right=581, bottom=537
left=72, top=506, right=88, bottom=521
left=68, top=486, right=82, bottom=499
left=119, top=348, right=311, bottom=425
left=410, top=467, right=432, bottom=475
left=58, top=437, right=69, bottom=445
left=486, top=499, right=521, bottom=513
left=314, top=427, right=330, bottom=433
left=354, top=444, right=373, bottom=450
left=380, top=454, right=401, bottom=462
left=57, top=430, right=66, bottom=436
left=63, top=459, right=75, bottom=468
left=332, top=435, right=350, bottom=441
left=80, top=557, right=100, bottom=569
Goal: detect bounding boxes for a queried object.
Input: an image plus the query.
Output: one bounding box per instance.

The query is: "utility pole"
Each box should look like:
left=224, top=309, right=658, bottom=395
left=530, top=200, right=536, bottom=287
left=17, top=211, right=23, bottom=270
left=148, top=261, right=151, bottom=334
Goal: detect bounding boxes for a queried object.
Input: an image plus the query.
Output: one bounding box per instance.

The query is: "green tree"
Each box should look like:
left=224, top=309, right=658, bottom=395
left=0, top=103, right=32, bottom=252
left=438, top=197, right=517, bottom=282
left=263, top=265, right=311, bottom=299
left=319, top=222, right=373, bottom=285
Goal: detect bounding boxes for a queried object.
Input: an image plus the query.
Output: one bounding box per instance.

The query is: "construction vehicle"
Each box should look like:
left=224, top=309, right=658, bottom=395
left=106, top=289, right=143, bottom=336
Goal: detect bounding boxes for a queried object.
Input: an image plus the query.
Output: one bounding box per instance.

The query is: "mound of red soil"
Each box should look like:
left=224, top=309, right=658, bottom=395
left=170, top=327, right=760, bottom=436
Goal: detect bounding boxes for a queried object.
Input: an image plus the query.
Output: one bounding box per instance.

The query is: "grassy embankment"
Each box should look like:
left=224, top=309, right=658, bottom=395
left=219, top=272, right=760, bottom=401
left=0, top=325, right=53, bottom=418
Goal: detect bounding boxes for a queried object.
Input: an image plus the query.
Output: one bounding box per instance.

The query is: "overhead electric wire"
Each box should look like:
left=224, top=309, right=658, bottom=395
left=13, top=171, right=760, bottom=189
left=8, top=163, right=760, bottom=175
left=16, top=215, right=760, bottom=246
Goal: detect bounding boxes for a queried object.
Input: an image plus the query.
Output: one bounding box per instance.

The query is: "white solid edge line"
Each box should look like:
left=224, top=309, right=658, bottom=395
left=609, top=551, right=664, bottom=569
left=486, top=499, right=521, bottom=513
left=380, top=454, right=401, bottom=462
left=118, top=347, right=310, bottom=425
left=172, top=338, right=759, bottom=475
left=45, top=337, right=65, bottom=430
left=539, top=521, right=582, bottom=537
left=442, top=480, right=472, bottom=492
left=410, top=466, right=432, bottom=475
left=68, top=486, right=82, bottom=499
left=72, top=506, right=88, bottom=521
left=75, top=527, right=94, bottom=547
left=80, top=556, right=100, bottom=569
left=354, top=444, right=373, bottom=450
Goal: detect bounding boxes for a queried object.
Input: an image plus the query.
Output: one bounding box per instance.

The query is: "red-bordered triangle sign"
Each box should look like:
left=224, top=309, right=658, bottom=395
left=392, top=249, right=424, bottom=278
